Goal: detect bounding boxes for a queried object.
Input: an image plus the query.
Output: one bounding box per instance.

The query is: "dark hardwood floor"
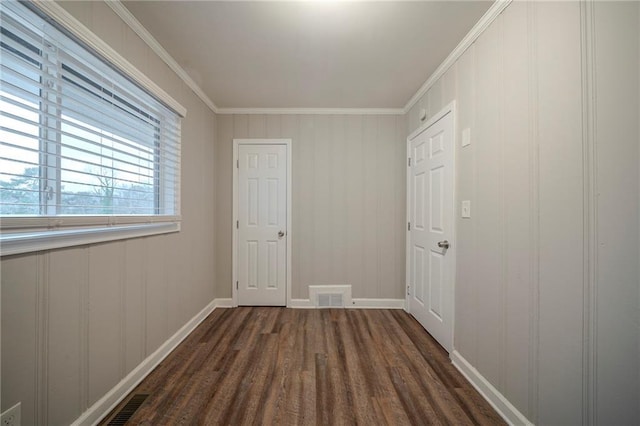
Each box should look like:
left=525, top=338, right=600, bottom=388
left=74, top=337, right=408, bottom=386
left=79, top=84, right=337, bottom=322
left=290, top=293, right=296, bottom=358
left=101, top=308, right=505, bottom=425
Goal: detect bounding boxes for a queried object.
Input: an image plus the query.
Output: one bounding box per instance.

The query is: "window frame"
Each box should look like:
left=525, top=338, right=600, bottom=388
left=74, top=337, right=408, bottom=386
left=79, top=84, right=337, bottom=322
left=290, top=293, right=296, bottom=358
left=0, top=0, right=186, bottom=256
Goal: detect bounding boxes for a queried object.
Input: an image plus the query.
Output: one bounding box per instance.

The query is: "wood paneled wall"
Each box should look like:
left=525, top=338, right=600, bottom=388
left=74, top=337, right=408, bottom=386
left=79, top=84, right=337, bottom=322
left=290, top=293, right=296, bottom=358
left=215, top=114, right=406, bottom=300
left=0, top=2, right=217, bottom=425
left=592, top=3, right=640, bottom=423
left=406, top=2, right=640, bottom=424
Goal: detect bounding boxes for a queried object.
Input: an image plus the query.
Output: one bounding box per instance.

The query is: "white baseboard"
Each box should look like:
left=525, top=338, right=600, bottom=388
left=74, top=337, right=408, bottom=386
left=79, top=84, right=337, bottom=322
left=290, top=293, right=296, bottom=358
left=351, top=298, right=405, bottom=309
left=450, top=350, right=532, bottom=426
left=214, top=298, right=234, bottom=308
left=289, top=298, right=315, bottom=309
left=288, top=298, right=405, bottom=309
left=72, top=298, right=218, bottom=426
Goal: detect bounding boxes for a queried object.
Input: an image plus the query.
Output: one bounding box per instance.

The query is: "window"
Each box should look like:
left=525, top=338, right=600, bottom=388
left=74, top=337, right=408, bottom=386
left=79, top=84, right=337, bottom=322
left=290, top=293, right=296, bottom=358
left=0, top=1, right=183, bottom=255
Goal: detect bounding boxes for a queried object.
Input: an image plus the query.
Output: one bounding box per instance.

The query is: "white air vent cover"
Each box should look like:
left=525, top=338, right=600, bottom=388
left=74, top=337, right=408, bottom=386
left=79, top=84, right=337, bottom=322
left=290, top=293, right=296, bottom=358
left=317, top=293, right=344, bottom=308
left=309, top=285, right=352, bottom=308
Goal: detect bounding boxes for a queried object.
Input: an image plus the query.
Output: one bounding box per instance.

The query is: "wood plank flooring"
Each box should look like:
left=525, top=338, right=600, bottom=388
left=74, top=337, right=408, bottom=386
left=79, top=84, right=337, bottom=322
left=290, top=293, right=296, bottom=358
left=101, top=308, right=505, bottom=425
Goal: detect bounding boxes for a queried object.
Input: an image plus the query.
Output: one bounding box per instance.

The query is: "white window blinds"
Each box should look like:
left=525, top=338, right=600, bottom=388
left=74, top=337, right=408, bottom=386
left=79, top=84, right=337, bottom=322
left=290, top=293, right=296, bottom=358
left=0, top=1, right=181, bottom=218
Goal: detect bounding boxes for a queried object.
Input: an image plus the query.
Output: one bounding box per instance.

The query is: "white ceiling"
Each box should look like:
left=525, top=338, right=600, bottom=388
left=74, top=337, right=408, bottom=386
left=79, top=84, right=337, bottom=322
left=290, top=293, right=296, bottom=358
left=122, top=1, right=492, bottom=110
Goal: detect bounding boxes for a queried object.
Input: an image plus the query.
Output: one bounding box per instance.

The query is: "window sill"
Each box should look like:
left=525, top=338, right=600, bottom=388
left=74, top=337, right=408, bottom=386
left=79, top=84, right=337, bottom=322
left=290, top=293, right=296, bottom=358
left=0, top=221, right=180, bottom=257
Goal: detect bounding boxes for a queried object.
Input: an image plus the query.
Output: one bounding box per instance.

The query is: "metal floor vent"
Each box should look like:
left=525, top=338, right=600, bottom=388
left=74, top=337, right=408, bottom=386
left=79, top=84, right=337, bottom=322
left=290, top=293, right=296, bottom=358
left=317, top=293, right=344, bottom=308
left=107, top=394, right=149, bottom=425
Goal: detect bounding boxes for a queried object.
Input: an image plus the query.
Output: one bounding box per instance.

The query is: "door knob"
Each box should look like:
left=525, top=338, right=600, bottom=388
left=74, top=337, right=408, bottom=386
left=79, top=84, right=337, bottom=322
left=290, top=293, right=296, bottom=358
left=278, top=230, right=285, bottom=238
left=437, top=240, right=450, bottom=249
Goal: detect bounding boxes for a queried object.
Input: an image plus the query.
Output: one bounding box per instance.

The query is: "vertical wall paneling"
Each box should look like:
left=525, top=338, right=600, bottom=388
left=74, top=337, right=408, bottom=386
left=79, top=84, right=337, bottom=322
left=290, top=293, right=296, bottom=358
left=215, top=114, right=406, bottom=301
left=377, top=115, right=396, bottom=297
left=395, top=116, right=407, bottom=297
left=313, top=115, right=331, bottom=287
left=502, top=2, right=531, bottom=417
left=592, top=2, right=640, bottom=423
left=281, top=115, right=300, bottom=297
left=47, top=248, right=88, bottom=425
left=266, top=115, right=282, bottom=138
left=145, top=237, right=168, bottom=355
left=536, top=3, right=584, bottom=424
left=249, top=114, right=267, bottom=138
left=580, top=2, right=597, bottom=424
left=346, top=115, right=365, bottom=299
left=80, top=249, right=90, bottom=415
left=404, top=1, right=640, bottom=423
left=119, top=243, right=127, bottom=380
left=526, top=1, right=540, bottom=421
left=452, top=45, right=477, bottom=366
left=88, top=243, right=123, bottom=405
left=0, top=2, right=219, bottom=424
left=0, top=256, right=39, bottom=425
left=473, top=16, right=503, bottom=390
left=123, top=26, right=150, bottom=76
left=298, top=115, right=315, bottom=299
left=362, top=116, right=379, bottom=298
left=427, top=80, right=443, bottom=118
left=497, top=15, right=507, bottom=396
left=165, top=232, right=190, bottom=335
left=124, top=238, right=147, bottom=374
left=216, top=116, right=234, bottom=299
left=330, top=115, right=347, bottom=286
left=90, top=1, right=125, bottom=53
left=441, top=67, right=456, bottom=108
left=35, top=253, right=49, bottom=426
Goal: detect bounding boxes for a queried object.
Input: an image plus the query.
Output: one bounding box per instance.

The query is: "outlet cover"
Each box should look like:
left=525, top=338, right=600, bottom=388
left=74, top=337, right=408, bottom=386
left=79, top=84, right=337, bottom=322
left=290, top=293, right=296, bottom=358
left=461, top=200, right=471, bottom=218
left=1, top=402, right=21, bottom=426
left=462, top=128, right=471, bottom=147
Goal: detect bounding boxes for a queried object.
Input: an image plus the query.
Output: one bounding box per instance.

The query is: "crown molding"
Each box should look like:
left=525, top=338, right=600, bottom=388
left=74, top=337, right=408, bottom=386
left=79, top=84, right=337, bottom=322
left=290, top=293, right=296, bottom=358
left=105, top=1, right=219, bottom=114
left=106, top=0, right=511, bottom=116
left=402, top=0, right=512, bottom=113
left=216, top=107, right=404, bottom=115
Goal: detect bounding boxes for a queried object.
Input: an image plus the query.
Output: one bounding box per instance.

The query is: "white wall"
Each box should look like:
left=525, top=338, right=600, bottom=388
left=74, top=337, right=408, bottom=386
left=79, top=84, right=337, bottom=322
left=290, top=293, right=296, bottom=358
left=215, top=114, right=406, bottom=301
left=407, top=1, right=640, bottom=424
left=1, top=2, right=217, bottom=425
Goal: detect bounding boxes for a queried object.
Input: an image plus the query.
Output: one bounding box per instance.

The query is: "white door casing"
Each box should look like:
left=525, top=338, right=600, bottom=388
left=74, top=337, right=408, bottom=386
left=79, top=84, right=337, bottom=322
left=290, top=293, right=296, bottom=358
left=406, top=103, right=455, bottom=353
left=233, top=139, right=291, bottom=306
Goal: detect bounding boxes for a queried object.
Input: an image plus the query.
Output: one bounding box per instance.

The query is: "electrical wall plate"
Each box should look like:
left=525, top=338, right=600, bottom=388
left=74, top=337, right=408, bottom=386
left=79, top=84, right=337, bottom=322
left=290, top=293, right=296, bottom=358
left=462, top=127, right=471, bottom=147
left=461, top=200, right=471, bottom=218
left=1, top=402, right=21, bottom=426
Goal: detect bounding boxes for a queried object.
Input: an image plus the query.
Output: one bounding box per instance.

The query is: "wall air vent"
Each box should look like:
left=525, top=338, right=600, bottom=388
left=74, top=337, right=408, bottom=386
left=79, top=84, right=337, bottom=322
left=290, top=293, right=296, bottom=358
left=309, top=285, right=352, bottom=308
left=106, top=394, right=149, bottom=425
left=317, top=293, right=344, bottom=308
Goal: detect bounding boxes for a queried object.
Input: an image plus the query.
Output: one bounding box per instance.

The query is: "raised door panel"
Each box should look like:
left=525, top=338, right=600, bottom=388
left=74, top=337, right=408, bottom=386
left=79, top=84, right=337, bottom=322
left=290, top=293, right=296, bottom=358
left=408, top=109, right=454, bottom=353
left=238, top=144, right=287, bottom=306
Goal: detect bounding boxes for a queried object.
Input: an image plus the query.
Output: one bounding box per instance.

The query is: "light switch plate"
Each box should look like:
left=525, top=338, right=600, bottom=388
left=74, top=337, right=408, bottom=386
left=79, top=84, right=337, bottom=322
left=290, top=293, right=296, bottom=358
left=461, top=200, right=471, bottom=218
left=462, top=128, right=471, bottom=147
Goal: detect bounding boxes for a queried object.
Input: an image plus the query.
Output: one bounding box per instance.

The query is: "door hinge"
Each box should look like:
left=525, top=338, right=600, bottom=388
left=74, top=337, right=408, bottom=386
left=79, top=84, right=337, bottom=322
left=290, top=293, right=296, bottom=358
left=237, top=159, right=239, bottom=168
left=407, top=285, right=410, bottom=296
left=236, top=220, right=239, bottom=229
left=408, top=157, right=411, bottom=167
left=408, top=222, right=411, bottom=231
left=236, top=281, right=238, bottom=290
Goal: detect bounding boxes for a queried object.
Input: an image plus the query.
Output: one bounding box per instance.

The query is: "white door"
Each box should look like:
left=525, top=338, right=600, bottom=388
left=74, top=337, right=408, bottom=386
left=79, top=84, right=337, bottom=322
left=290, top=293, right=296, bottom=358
left=237, top=144, right=287, bottom=306
left=408, top=108, right=455, bottom=352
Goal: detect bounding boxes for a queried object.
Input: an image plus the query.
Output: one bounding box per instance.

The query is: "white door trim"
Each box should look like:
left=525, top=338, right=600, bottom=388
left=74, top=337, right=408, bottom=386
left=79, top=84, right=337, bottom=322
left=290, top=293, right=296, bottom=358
left=405, top=101, right=457, bottom=352
left=232, top=138, right=292, bottom=307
